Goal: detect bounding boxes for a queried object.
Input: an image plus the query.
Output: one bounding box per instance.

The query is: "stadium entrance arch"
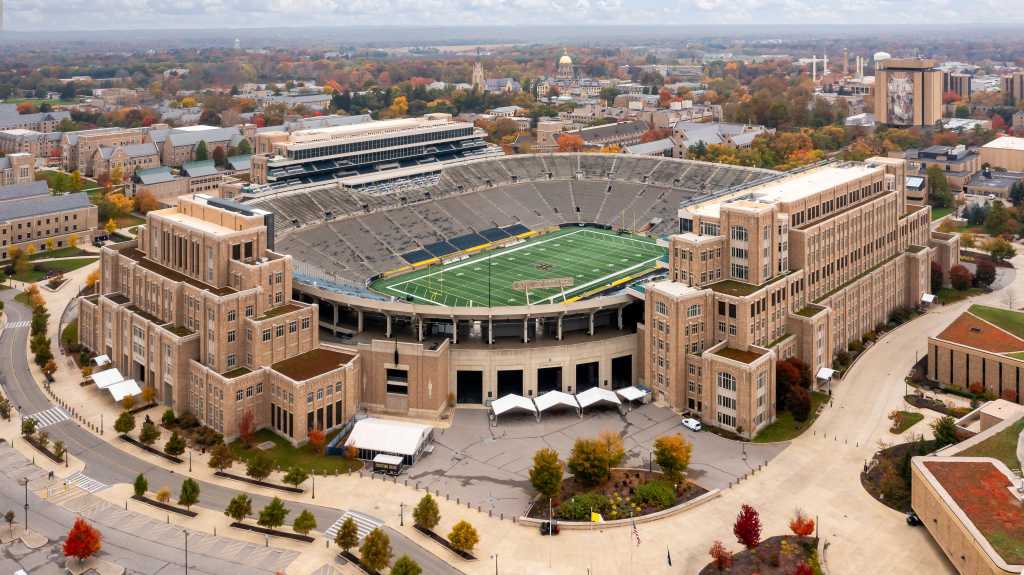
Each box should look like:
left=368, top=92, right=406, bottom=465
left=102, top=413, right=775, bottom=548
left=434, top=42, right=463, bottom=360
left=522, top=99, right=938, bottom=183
left=456, top=370, right=484, bottom=404
left=497, top=369, right=524, bottom=398
left=575, top=361, right=599, bottom=393
left=611, top=355, right=632, bottom=389
left=538, top=366, right=562, bottom=393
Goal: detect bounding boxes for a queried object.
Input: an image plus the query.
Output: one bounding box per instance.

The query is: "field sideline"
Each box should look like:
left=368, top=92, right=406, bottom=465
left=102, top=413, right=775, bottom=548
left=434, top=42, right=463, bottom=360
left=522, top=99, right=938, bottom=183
left=370, top=227, right=666, bottom=307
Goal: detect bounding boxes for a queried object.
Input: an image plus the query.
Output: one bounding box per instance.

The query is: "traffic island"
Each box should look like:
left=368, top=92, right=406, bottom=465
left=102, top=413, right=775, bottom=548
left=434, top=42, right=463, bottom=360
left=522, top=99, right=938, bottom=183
left=339, top=551, right=381, bottom=575
left=24, top=436, right=65, bottom=464
left=413, top=525, right=477, bottom=560
left=131, top=494, right=197, bottom=517
left=118, top=435, right=183, bottom=464
left=228, top=521, right=314, bottom=542
left=214, top=471, right=303, bottom=493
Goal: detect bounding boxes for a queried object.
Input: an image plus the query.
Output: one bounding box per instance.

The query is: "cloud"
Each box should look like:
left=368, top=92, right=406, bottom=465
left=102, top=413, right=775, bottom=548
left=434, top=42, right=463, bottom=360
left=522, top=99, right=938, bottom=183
left=3, top=0, right=1023, bottom=29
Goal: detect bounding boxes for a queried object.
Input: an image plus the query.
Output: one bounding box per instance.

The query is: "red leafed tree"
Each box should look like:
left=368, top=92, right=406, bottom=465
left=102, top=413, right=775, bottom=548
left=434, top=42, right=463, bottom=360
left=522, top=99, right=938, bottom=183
left=733, top=504, right=762, bottom=549
left=991, top=114, right=1007, bottom=132
left=708, top=540, right=732, bottom=570
left=793, top=562, right=813, bottom=575
left=640, top=127, right=672, bottom=143
left=1002, top=388, right=1019, bottom=402
left=949, top=265, right=973, bottom=291
left=789, top=509, right=815, bottom=537
left=238, top=410, right=255, bottom=447
left=307, top=427, right=327, bottom=455
left=63, top=518, right=102, bottom=563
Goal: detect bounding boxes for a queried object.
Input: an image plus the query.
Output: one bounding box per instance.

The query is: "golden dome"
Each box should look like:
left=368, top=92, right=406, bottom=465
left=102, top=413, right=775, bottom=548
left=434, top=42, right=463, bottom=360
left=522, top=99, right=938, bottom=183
left=559, top=52, right=573, bottom=66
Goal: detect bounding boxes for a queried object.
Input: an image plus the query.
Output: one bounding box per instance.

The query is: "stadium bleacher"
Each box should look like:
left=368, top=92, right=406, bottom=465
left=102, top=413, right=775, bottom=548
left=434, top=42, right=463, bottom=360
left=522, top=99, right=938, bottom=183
left=248, top=153, right=777, bottom=283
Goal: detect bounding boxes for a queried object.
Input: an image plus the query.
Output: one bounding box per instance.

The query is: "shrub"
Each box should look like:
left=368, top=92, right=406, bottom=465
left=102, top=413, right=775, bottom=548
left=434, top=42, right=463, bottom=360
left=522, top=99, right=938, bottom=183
left=114, top=411, right=135, bottom=435
left=931, top=415, right=959, bottom=448
left=161, top=409, right=176, bottom=426
left=390, top=555, right=423, bottom=575
left=789, top=509, right=815, bottom=537
left=139, top=420, right=160, bottom=445
left=155, top=487, right=171, bottom=503
left=193, top=426, right=223, bottom=448
left=177, top=412, right=199, bottom=429
left=133, top=474, right=148, bottom=498
left=709, top=540, right=732, bottom=571
left=164, top=431, right=186, bottom=456
left=949, top=264, right=973, bottom=291
left=786, top=385, right=812, bottom=422
left=634, top=480, right=676, bottom=510
left=556, top=492, right=610, bottom=520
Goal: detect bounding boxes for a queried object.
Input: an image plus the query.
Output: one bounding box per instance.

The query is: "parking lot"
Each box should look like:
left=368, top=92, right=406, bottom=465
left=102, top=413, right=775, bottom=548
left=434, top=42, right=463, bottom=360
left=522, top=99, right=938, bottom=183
left=405, top=404, right=788, bottom=517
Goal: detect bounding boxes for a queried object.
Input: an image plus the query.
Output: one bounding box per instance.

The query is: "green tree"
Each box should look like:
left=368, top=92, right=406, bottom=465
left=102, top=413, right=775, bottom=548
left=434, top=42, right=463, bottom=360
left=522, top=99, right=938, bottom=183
left=236, top=139, right=252, bottom=155
left=164, top=431, right=186, bottom=456
left=653, top=434, right=693, bottom=481
left=448, top=520, right=480, bottom=553
left=21, top=417, right=38, bottom=437
left=567, top=438, right=611, bottom=487
left=282, top=467, right=309, bottom=489
left=334, top=516, right=359, bottom=553
left=114, top=411, right=136, bottom=435
left=926, top=165, right=953, bottom=208
left=139, top=420, right=160, bottom=445
left=359, top=528, right=392, bottom=572
left=224, top=494, right=252, bottom=522
left=257, top=497, right=289, bottom=530
left=194, top=140, right=209, bottom=161
left=133, top=474, right=148, bottom=498
left=178, top=478, right=200, bottom=510
left=246, top=452, right=274, bottom=482
left=984, top=201, right=1012, bottom=235
left=292, top=509, right=317, bottom=535
left=985, top=237, right=1017, bottom=262
left=931, top=416, right=959, bottom=448
left=412, top=493, right=440, bottom=531
left=207, top=443, right=234, bottom=472
left=528, top=448, right=563, bottom=500
left=390, top=555, right=422, bottom=575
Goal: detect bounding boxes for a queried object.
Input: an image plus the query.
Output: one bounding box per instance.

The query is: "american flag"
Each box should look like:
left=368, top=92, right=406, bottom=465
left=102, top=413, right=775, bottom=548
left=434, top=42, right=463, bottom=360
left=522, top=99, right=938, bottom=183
left=631, top=520, right=641, bottom=547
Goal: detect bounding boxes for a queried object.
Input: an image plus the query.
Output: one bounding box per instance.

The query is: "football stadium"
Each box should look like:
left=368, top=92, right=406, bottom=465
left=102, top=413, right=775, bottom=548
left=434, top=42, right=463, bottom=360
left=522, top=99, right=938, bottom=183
left=241, top=153, right=778, bottom=412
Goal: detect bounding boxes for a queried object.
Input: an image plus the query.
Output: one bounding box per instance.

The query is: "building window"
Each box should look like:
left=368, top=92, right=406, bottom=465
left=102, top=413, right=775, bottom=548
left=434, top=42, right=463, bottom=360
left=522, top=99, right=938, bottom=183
left=227, top=330, right=236, bottom=343
left=262, top=329, right=271, bottom=342
left=256, top=383, right=263, bottom=394
left=687, top=304, right=701, bottom=317
left=307, top=392, right=314, bottom=403
left=227, top=354, right=236, bottom=367
left=246, top=386, right=254, bottom=397
left=302, top=317, right=311, bottom=330
left=289, top=321, right=297, bottom=333
left=275, top=325, right=284, bottom=337
left=317, top=389, right=324, bottom=400
left=731, top=226, right=748, bottom=241
left=227, top=310, right=236, bottom=322
left=245, top=305, right=254, bottom=317
left=717, top=372, right=737, bottom=392
left=235, top=390, right=243, bottom=401
left=655, top=301, right=668, bottom=316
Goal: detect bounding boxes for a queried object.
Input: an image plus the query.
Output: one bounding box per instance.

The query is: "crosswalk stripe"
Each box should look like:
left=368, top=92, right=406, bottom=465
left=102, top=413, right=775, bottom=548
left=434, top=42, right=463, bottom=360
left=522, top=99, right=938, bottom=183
left=65, top=471, right=108, bottom=494
left=324, top=511, right=383, bottom=541
left=5, top=320, right=31, bottom=329
left=25, top=406, right=70, bottom=429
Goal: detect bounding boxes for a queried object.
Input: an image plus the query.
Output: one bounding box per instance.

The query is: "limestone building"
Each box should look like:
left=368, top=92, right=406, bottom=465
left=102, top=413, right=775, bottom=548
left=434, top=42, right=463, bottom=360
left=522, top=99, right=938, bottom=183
left=77, top=195, right=359, bottom=445
left=641, top=158, right=959, bottom=437
left=874, top=58, right=943, bottom=127
left=0, top=180, right=97, bottom=260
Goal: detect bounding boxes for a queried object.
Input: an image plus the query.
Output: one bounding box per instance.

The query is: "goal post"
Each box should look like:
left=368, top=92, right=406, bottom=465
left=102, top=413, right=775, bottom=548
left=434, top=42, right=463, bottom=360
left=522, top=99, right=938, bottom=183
left=512, top=277, right=574, bottom=305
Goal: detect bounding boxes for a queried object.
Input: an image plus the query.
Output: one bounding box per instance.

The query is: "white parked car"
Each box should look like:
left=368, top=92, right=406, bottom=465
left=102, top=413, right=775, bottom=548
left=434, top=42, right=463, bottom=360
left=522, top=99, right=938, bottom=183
left=681, top=417, right=702, bottom=432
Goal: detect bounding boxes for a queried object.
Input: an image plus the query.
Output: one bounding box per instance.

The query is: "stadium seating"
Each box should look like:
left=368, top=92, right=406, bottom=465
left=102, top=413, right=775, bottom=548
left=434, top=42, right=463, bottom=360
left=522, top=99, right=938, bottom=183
left=249, top=153, right=776, bottom=283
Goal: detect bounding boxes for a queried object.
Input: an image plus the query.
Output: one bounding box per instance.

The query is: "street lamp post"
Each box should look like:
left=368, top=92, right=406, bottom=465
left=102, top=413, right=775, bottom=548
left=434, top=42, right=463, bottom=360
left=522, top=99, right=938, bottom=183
left=491, top=553, right=498, bottom=575
left=21, top=477, right=29, bottom=531
left=399, top=502, right=405, bottom=526
left=648, top=449, right=653, bottom=473
left=311, top=472, right=315, bottom=500
left=188, top=449, right=192, bottom=472
left=184, top=529, right=189, bottom=575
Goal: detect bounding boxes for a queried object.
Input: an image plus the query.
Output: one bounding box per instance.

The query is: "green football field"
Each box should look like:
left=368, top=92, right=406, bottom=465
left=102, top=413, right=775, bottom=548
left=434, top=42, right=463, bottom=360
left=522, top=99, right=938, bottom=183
left=370, top=227, right=666, bottom=307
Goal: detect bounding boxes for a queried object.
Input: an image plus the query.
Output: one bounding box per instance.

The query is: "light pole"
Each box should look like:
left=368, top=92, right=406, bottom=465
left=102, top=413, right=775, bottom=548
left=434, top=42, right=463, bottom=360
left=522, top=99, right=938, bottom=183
left=491, top=553, right=498, bottom=575
left=311, top=472, right=315, bottom=500
left=399, top=502, right=405, bottom=526
left=648, top=449, right=653, bottom=473
left=188, top=448, right=192, bottom=472
left=184, top=529, right=189, bottom=575
left=100, top=412, right=104, bottom=436
left=20, top=477, right=28, bottom=531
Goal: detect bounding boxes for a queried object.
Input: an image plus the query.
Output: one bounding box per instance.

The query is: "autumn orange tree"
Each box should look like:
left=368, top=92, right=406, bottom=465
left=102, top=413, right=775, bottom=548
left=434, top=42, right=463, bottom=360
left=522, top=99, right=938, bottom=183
left=708, top=540, right=732, bottom=571
left=789, top=509, right=815, bottom=537
left=556, top=133, right=585, bottom=153
left=307, top=428, right=327, bottom=455
left=63, top=518, right=102, bottom=563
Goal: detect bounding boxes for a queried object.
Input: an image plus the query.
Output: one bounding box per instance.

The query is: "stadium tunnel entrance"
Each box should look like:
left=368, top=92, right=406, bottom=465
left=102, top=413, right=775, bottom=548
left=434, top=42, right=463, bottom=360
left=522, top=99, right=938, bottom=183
left=497, top=369, right=524, bottom=398
left=538, top=366, right=562, bottom=393
left=611, top=355, right=632, bottom=390
left=575, top=361, right=599, bottom=393
left=457, top=370, right=484, bottom=404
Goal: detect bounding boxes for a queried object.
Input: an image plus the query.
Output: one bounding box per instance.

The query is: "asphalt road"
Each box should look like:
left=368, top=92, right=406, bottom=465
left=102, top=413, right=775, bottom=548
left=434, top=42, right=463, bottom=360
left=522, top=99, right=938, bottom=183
left=0, top=289, right=461, bottom=575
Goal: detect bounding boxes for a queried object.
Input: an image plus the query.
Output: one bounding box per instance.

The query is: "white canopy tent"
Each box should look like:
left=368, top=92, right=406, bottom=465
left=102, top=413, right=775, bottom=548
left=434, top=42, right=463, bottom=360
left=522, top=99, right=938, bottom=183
left=816, top=367, right=836, bottom=381
left=575, top=387, right=622, bottom=411
left=615, top=386, right=648, bottom=403
left=921, top=293, right=936, bottom=305
left=108, top=379, right=142, bottom=402
left=344, top=417, right=434, bottom=465
left=91, top=368, right=124, bottom=390
left=93, top=355, right=111, bottom=367
left=534, top=390, right=581, bottom=417
left=490, top=394, right=538, bottom=418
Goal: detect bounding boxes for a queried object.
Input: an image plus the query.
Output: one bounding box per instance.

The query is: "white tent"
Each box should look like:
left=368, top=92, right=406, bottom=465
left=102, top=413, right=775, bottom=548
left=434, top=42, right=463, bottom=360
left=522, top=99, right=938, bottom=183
left=575, top=387, right=622, bottom=410
left=344, top=417, right=433, bottom=464
left=491, top=394, right=537, bottom=417
left=108, top=379, right=141, bottom=402
left=91, top=368, right=124, bottom=390
left=93, top=355, right=111, bottom=367
left=534, top=390, right=580, bottom=416
left=921, top=293, right=936, bottom=304
left=615, top=386, right=648, bottom=403
left=816, top=367, right=836, bottom=381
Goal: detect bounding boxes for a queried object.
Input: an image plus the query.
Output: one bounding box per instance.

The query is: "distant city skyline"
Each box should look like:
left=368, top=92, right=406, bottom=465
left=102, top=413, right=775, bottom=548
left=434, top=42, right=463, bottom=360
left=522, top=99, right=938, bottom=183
left=2, top=0, right=1023, bottom=31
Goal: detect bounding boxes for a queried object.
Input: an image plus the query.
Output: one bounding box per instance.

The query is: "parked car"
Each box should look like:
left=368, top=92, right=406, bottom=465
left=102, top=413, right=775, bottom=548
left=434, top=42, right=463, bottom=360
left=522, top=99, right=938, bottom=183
left=681, top=417, right=702, bottom=432
left=906, top=511, right=922, bottom=526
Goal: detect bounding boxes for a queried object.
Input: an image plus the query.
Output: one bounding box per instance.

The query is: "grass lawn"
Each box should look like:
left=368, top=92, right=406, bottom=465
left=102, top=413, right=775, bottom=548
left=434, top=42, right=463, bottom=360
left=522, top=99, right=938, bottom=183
left=372, top=227, right=665, bottom=307
left=753, top=391, right=829, bottom=443
left=969, top=304, right=1024, bottom=339
left=30, top=246, right=89, bottom=261
left=931, top=206, right=953, bottom=221
left=14, top=291, right=33, bottom=307
left=936, top=287, right=983, bottom=305
left=890, top=410, right=924, bottom=434
left=61, top=319, right=78, bottom=348
left=3, top=97, right=74, bottom=106
left=229, top=428, right=361, bottom=475
left=36, top=170, right=98, bottom=194
left=11, top=257, right=99, bottom=283
left=957, top=417, right=1024, bottom=469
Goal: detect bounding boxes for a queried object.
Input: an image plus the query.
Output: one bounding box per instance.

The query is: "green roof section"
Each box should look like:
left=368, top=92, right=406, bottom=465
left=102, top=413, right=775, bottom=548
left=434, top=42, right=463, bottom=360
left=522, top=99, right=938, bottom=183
left=969, top=304, right=1024, bottom=340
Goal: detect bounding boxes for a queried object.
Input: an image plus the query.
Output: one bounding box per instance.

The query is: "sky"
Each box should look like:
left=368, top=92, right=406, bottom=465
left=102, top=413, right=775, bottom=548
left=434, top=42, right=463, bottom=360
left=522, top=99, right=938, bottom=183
left=2, top=0, right=1021, bottom=31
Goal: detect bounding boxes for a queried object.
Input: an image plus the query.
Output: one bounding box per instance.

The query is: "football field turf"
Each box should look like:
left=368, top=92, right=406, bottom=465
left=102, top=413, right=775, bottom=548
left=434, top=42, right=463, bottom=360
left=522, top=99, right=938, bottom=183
left=370, top=227, right=666, bottom=307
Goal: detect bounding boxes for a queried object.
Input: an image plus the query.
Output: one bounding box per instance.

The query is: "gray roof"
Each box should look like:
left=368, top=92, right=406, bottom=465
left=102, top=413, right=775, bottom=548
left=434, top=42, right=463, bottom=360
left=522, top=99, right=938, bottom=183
left=98, top=142, right=159, bottom=160
left=258, top=114, right=372, bottom=134
left=0, top=189, right=91, bottom=223
left=226, top=155, right=251, bottom=170
left=577, top=120, right=648, bottom=143
left=63, top=127, right=125, bottom=146
left=181, top=160, right=219, bottom=177
left=0, top=157, right=9, bottom=170
left=0, top=180, right=50, bottom=202
left=134, top=166, right=175, bottom=185
left=0, top=106, right=71, bottom=130
left=624, top=138, right=674, bottom=155
left=166, top=127, right=241, bottom=148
